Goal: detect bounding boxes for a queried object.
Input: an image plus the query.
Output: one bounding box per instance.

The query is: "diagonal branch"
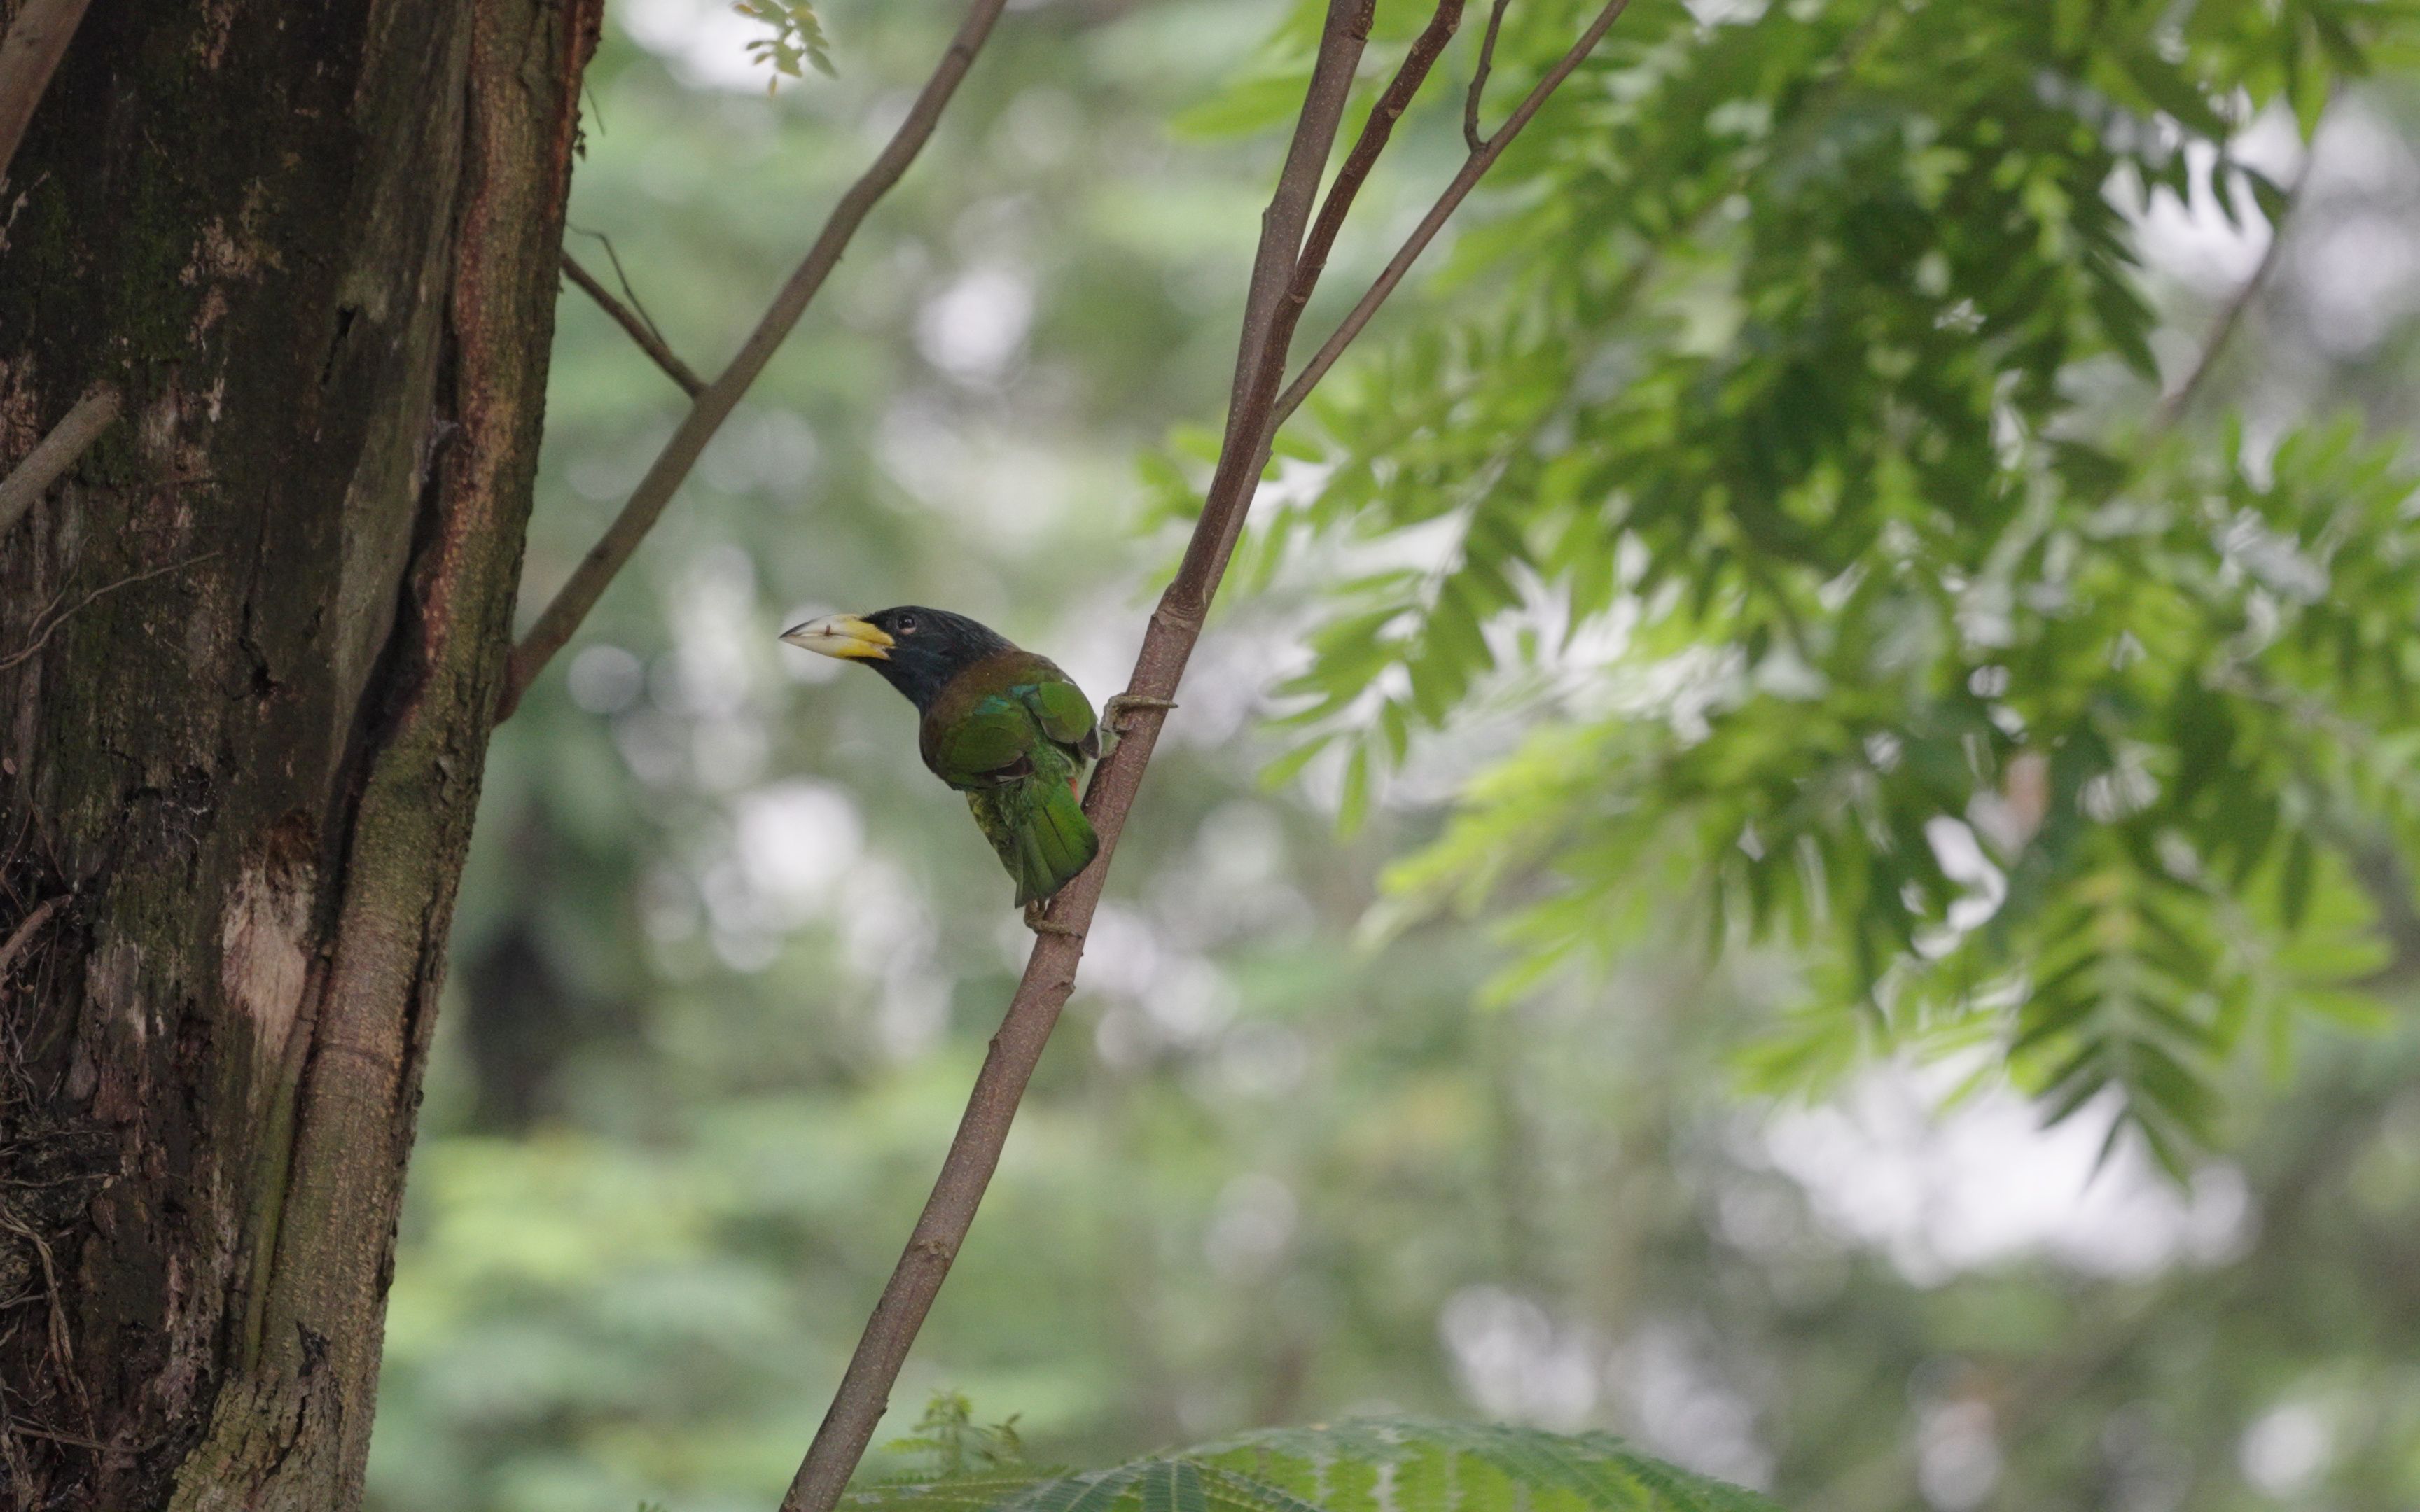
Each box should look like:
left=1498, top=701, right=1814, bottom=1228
left=772, top=4, right=1632, bottom=1511
left=1276, top=0, right=1633, bottom=427
left=0, top=552, right=216, bottom=673
left=2153, top=127, right=2322, bottom=433
left=773, top=12, right=1370, bottom=1512
left=0, top=0, right=95, bottom=181
left=0, top=384, right=120, bottom=543
left=562, top=252, right=707, bottom=397
left=500, top=0, right=1013, bottom=720
left=0, top=896, right=61, bottom=983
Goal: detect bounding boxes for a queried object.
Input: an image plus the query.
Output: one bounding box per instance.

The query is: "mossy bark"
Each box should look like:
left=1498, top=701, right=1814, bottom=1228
left=0, top=1, right=598, bottom=1506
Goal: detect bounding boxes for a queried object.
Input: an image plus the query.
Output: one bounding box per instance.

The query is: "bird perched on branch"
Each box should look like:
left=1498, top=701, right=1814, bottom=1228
left=781, top=607, right=1170, bottom=933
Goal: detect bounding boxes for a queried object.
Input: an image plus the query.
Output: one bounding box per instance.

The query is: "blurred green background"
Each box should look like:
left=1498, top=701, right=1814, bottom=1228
left=365, top=3, right=2420, bottom=1510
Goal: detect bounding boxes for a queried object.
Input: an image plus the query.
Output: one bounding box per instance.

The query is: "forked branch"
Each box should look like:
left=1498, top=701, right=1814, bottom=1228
left=562, top=252, right=707, bottom=398
left=1464, top=0, right=1512, bottom=150
left=2153, top=121, right=2323, bottom=432
left=1278, top=0, right=1634, bottom=426
left=771, top=4, right=1634, bottom=1511
left=501, top=0, right=1013, bottom=719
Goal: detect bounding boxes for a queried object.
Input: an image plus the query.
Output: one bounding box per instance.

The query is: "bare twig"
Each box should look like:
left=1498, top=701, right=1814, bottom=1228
left=579, top=227, right=664, bottom=346
left=0, top=898, right=60, bottom=984
left=0, top=1420, right=109, bottom=1452
left=0, top=1205, right=82, bottom=1423
left=2153, top=131, right=2322, bottom=431
left=562, top=252, right=706, bottom=397
left=0, top=385, right=120, bottom=543
left=772, top=4, right=1633, bottom=1512
left=0, top=553, right=216, bottom=673
left=501, top=0, right=1013, bottom=720
left=1464, top=0, right=1512, bottom=152
left=0, top=0, right=95, bottom=181
left=1276, top=0, right=1632, bottom=426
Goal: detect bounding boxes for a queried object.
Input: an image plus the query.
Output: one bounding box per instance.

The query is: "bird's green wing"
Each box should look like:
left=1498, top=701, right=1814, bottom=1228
left=966, top=767, right=1099, bottom=905
left=929, top=693, right=1038, bottom=787
left=1019, top=674, right=1097, bottom=754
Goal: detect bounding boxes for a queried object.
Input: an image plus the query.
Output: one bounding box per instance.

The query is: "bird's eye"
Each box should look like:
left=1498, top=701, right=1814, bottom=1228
left=896, top=615, right=918, bottom=634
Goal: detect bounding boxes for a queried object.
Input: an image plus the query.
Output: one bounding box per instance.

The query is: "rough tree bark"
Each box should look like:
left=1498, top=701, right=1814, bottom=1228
left=0, top=1, right=598, bottom=1507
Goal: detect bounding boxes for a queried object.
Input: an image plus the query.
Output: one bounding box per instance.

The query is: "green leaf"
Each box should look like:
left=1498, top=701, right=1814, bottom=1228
left=1338, top=743, right=1372, bottom=835
left=734, top=0, right=835, bottom=87
left=1171, top=75, right=1314, bottom=140
left=2281, top=832, right=2315, bottom=932
left=849, top=1421, right=1779, bottom=1512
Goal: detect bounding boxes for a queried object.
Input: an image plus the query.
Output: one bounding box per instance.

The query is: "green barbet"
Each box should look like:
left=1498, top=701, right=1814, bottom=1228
left=781, top=607, right=1167, bottom=932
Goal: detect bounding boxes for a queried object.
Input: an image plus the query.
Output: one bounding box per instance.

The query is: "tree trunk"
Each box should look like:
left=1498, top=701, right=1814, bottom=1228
left=0, top=1, right=597, bottom=1506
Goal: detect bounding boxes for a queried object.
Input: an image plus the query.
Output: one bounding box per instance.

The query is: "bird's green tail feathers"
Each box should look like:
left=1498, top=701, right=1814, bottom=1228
left=969, top=774, right=1099, bottom=906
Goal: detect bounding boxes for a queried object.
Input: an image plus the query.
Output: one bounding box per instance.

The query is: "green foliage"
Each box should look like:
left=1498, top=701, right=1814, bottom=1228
left=373, top=6, right=2420, bottom=1511
left=889, top=1393, right=1029, bottom=1477
left=849, top=1420, right=1776, bottom=1512
left=1242, top=0, right=2420, bottom=1153
left=736, top=0, right=835, bottom=89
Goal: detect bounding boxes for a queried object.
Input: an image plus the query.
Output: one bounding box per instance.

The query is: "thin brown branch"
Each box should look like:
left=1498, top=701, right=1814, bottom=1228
left=772, top=3, right=1633, bottom=1511
left=0, top=1419, right=109, bottom=1453
left=0, top=385, right=119, bottom=543
left=1276, top=0, right=1632, bottom=426
left=0, top=0, right=94, bottom=181
left=0, top=897, right=60, bottom=983
left=2153, top=132, right=2321, bottom=432
left=562, top=252, right=706, bottom=398
left=501, top=0, right=1013, bottom=721
left=1464, top=0, right=1512, bottom=152
left=0, top=553, right=216, bottom=673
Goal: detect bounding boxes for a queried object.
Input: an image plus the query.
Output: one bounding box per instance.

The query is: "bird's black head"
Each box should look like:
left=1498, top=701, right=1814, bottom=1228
left=780, top=605, right=1015, bottom=711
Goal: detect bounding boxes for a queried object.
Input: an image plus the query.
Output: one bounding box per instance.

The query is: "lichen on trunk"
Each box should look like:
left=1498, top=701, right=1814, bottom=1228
left=0, top=1, right=598, bottom=1506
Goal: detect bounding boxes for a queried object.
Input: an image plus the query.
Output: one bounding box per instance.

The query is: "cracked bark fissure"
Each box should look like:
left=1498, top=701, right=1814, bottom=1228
left=0, top=1, right=597, bottom=1507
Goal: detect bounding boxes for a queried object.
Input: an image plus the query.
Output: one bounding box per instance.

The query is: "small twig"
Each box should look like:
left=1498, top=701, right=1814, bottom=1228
left=0, top=385, right=120, bottom=543
left=770, top=3, right=1634, bottom=1511
left=501, top=0, right=1013, bottom=721
left=0, top=1419, right=109, bottom=1452
left=578, top=227, right=658, bottom=342
left=0, top=897, right=60, bottom=984
left=0, top=552, right=217, bottom=673
left=0, top=0, right=95, bottom=181
left=2153, top=131, right=2322, bottom=431
left=562, top=252, right=706, bottom=397
left=1274, top=0, right=1633, bottom=427
left=1463, top=0, right=1512, bottom=152
left=0, top=1206, right=81, bottom=1422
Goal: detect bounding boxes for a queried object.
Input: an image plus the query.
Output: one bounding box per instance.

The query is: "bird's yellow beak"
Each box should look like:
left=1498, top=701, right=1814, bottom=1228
left=779, top=613, right=893, bottom=661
